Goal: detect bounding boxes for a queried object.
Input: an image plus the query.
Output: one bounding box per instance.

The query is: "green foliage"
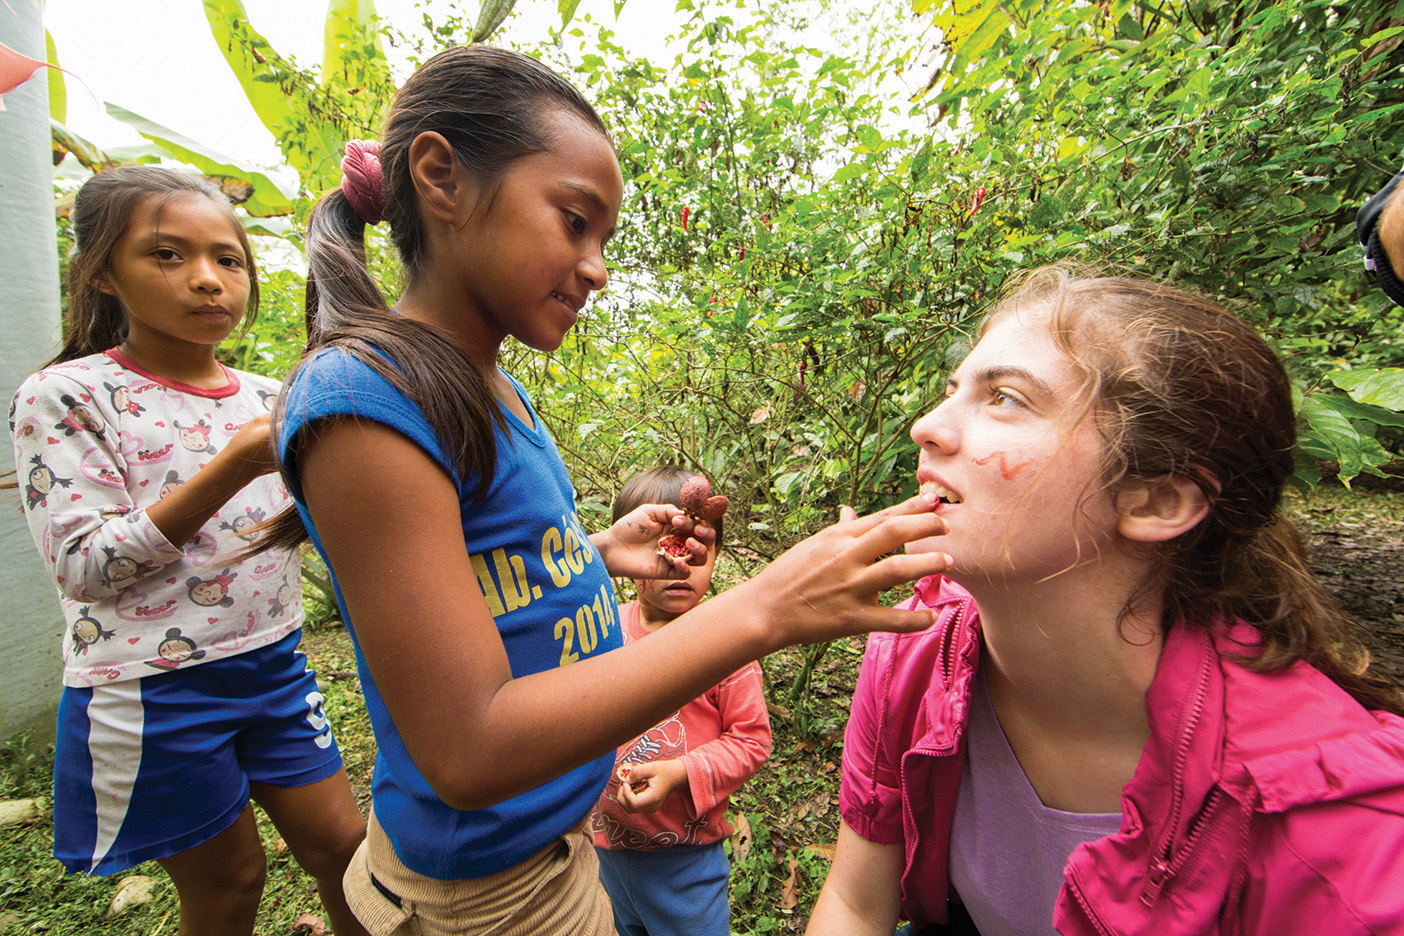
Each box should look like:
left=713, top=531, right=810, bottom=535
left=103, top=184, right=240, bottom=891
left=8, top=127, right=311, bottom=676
left=105, top=104, right=294, bottom=217
left=474, top=0, right=518, bottom=41
left=45, top=30, right=64, bottom=123
left=908, top=0, right=1404, bottom=482
left=203, top=0, right=395, bottom=192
left=523, top=1, right=969, bottom=571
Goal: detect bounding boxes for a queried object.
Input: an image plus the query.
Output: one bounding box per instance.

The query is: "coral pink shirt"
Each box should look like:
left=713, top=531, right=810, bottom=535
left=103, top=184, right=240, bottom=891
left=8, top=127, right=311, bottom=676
left=592, top=600, right=771, bottom=850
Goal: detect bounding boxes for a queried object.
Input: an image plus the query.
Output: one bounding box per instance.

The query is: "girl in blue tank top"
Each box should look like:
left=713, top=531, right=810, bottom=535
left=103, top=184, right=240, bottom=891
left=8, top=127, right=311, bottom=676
left=258, top=45, right=953, bottom=935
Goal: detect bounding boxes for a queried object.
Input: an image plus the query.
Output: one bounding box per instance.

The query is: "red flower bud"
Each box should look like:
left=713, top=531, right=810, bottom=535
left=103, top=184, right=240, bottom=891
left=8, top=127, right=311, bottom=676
left=681, top=205, right=691, bottom=230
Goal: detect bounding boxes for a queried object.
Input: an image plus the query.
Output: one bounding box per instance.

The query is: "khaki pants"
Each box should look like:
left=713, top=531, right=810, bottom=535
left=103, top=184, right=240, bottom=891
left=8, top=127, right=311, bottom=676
left=343, top=810, right=615, bottom=936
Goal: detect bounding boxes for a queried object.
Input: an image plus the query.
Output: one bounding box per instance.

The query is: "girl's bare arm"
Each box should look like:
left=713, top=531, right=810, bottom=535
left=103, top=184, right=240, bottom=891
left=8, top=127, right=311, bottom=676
left=299, top=418, right=947, bottom=811
left=805, top=821, right=904, bottom=936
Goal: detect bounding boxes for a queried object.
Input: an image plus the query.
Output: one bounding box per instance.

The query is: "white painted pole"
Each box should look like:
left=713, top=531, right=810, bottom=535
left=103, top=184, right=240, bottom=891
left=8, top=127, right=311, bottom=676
left=0, top=0, right=66, bottom=744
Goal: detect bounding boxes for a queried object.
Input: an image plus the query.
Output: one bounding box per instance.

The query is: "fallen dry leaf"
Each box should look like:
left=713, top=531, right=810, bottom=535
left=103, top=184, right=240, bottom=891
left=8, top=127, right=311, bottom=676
left=780, top=855, right=801, bottom=910
left=291, top=912, right=326, bottom=935
left=107, top=875, right=158, bottom=918
left=275, top=837, right=289, bottom=854
left=0, top=799, right=41, bottom=828
left=729, top=810, right=752, bottom=864
left=806, top=841, right=839, bottom=861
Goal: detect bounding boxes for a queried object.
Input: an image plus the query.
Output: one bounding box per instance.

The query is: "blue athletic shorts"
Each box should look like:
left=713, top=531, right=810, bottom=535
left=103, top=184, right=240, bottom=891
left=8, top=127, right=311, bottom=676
left=53, top=629, right=343, bottom=875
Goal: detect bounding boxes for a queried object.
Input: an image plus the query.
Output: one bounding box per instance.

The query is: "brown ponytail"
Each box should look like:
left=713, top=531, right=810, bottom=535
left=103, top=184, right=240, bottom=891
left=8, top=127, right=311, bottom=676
left=256, top=46, right=611, bottom=555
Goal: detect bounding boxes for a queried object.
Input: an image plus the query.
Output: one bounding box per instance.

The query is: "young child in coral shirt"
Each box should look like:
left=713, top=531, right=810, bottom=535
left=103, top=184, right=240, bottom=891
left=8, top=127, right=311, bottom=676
left=592, top=467, right=771, bottom=936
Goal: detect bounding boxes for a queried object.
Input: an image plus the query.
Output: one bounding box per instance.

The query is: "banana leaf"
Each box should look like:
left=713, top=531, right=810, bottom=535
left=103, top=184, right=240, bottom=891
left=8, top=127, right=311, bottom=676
left=323, top=0, right=390, bottom=88
left=105, top=103, right=295, bottom=217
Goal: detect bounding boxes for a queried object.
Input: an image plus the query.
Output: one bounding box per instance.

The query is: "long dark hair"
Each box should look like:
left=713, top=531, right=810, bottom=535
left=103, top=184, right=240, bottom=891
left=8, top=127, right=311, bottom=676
left=986, top=266, right=1403, bottom=714
left=258, top=46, right=609, bottom=554
left=49, top=166, right=260, bottom=368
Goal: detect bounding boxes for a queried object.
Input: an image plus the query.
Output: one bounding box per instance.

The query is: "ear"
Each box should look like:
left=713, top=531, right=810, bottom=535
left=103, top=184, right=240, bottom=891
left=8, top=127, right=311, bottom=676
left=1115, top=474, right=1211, bottom=543
left=93, top=272, right=117, bottom=296
left=407, top=131, right=476, bottom=225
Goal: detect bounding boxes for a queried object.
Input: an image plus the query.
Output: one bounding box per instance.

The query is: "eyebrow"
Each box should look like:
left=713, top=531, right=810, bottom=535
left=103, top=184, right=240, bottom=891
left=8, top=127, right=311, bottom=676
left=131, top=232, right=245, bottom=254
left=560, top=180, right=618, bottom=241
left=948, top=366, right=1057, bottom=400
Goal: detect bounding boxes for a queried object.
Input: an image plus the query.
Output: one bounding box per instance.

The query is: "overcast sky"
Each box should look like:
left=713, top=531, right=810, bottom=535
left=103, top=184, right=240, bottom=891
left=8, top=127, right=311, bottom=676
left=42, top=0, right=686, bottom=168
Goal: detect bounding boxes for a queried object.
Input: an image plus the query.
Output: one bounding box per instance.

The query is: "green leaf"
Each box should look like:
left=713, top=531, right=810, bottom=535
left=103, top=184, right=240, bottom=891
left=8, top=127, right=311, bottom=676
left=1363, top=25, right=1404, bottom=47
left=45, top=30, right=65, bottom=124
left=203, top=0, right=295, bottom=140
left=104, top=103, right=295, bottom=217
left=1316, top=394, right=1404, bottom=429
left=473, top=0, right=516, bottom=43
left=1326, top=368, right=1404, bottom=411
left=558, top=0, right=583, bottom=31
left=1300, top=396, right=1364, bottom=479
left=323, top=0, right=389, bottom=86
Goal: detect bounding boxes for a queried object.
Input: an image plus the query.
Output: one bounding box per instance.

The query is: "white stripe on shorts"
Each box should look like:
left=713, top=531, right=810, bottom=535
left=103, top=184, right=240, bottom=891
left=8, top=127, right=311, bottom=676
left=86, top=680, right=145, bottom=872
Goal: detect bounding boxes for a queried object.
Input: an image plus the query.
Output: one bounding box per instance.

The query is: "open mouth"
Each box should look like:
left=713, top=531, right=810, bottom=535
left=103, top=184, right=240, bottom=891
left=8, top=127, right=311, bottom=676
left=920, top=480, right=963, bottom=505
left=552, top=292, right=583, bottom=314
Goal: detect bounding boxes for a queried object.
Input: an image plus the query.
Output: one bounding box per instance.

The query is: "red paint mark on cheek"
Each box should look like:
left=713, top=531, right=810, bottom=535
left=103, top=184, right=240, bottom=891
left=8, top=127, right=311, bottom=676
left=971, top=451, right=1033, bottom=480
left=999, top=456, right=1034, bottom=480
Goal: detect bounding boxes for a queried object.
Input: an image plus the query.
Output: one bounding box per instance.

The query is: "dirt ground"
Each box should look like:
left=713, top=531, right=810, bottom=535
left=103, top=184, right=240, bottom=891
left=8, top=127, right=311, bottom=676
left=1285, top=478, right=1404, bottom=687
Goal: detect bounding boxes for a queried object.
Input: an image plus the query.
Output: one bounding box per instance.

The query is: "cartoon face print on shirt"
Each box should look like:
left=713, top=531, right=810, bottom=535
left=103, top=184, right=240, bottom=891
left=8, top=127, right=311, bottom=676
left=25, top=454, right=72, bottom=509
left=54, top=394, right=106, bottom=439
left=103, top=381, right=145, bottom=417
left=71, top=607, right=117, bottom=654
left=100, top=545, right=157, bottom=590
left=268, top=578, right=297, bottom=617
left=256, top=389, right=276, bottom=412
left=187, top=568, right=238, bottom=608
left=159, top=470, right=185, bottom=499
left=173, top=418, right=217, bottom=454
left=217, top=506, right=266, bottom=543
left=146, top=627, right=207, bottom=671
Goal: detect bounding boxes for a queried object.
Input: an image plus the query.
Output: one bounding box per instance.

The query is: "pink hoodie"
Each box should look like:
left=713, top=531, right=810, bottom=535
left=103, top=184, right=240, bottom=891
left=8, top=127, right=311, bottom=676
left=840, top=575, right=1404, bottom=935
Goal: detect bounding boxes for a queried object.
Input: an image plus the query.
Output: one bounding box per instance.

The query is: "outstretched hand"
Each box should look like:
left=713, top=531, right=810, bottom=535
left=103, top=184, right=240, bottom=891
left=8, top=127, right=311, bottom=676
left=738, top=492, right=952, bottom=651
left=591, top=504, right=716, bottom=580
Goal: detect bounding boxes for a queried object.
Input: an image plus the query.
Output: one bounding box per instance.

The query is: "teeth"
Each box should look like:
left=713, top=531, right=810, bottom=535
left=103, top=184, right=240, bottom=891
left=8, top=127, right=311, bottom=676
left=920, top=481, right=962, bottom=504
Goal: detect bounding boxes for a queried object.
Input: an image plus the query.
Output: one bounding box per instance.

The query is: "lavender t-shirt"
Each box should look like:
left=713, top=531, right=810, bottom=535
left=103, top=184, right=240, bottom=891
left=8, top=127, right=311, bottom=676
left=947, top=668, right=1122, bottom=935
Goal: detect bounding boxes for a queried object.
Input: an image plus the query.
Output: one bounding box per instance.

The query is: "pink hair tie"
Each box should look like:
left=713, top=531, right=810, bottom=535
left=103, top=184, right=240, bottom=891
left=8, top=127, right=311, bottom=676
left=341, top=139, right=385, bottom=225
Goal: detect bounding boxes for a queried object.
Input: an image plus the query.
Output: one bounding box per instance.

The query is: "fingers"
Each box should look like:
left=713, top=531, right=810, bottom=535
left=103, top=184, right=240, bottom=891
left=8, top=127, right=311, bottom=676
left=863, top=549, right=953, bottom=594
left=852, top=510, right=947, bottom=560
left=839, top=505, right=858, bottom=523
left=840, top=492, right=939, bottom=535
left=851, top=604, right=940, bottom=634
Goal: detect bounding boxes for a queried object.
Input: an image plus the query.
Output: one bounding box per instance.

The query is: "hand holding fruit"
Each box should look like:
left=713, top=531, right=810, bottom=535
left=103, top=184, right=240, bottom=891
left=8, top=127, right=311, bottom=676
left=657, top=475, right=728, bottom=559
left=615, top=759, right=689, bottom=814
left=594, top=503, right=715, bottom=580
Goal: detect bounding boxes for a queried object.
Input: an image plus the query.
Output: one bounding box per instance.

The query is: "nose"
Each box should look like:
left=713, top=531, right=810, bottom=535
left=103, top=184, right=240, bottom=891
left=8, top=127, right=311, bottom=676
left=580, top=243, right=609, bottom=292
left=189, top=256, right=223, bottom=294
left=911, top=398, right=959, bottom=455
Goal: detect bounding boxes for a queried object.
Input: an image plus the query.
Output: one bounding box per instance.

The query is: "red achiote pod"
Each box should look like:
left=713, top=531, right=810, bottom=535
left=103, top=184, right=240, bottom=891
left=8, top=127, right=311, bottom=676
left=968, top=186, right=987, bottom=218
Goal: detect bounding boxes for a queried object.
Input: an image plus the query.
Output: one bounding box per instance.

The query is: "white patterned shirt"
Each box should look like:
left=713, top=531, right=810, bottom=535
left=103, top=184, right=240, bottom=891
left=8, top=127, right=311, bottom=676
left=9, top=349, right=302, bottom=687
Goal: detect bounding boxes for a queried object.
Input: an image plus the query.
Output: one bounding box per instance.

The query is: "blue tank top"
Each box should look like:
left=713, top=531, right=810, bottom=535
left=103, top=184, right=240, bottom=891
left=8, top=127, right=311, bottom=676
left=279, top=348, right=620, bottom=879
